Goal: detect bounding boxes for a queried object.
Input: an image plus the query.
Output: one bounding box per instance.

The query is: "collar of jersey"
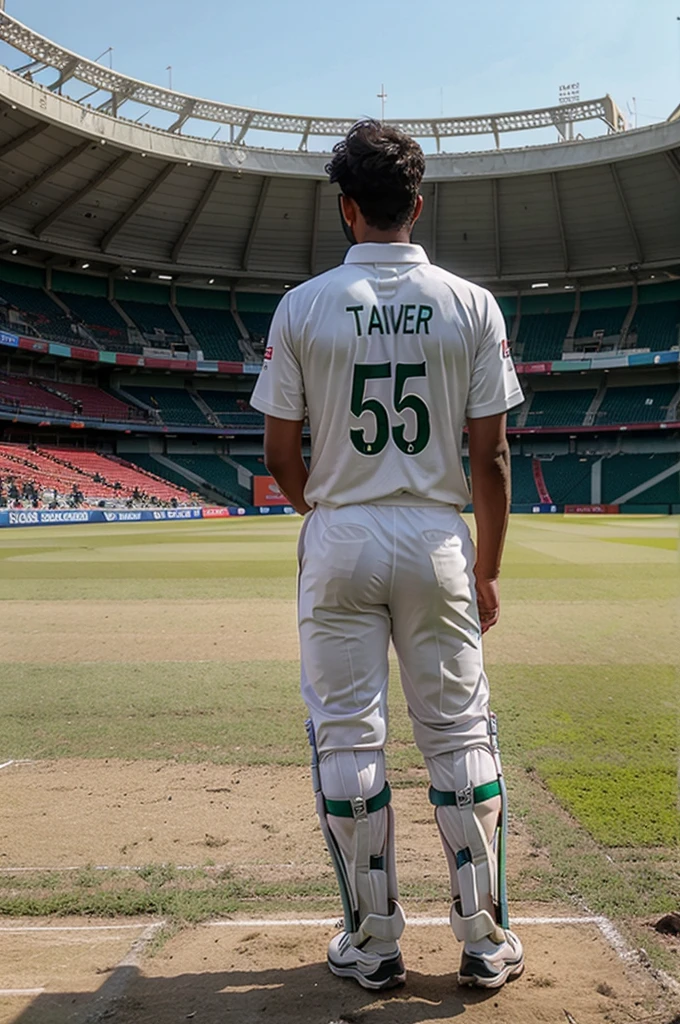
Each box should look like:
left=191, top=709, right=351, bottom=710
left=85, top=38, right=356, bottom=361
left=343, top=242, right=430, bottom=265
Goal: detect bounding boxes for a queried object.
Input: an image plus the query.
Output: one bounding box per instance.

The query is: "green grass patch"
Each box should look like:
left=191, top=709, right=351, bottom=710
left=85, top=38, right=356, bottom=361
left=601, top=536, right=678, bottom=550
left=1, top=514, right=678, bottom=974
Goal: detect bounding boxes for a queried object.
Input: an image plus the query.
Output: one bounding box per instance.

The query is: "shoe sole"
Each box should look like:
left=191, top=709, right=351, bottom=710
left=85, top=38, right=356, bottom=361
left=328, top=957, right=406, bottom=991
left=459, top=957, right=524, bottom=989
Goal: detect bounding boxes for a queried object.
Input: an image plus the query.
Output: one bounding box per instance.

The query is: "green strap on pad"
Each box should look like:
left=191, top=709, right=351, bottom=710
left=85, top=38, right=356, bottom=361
left=428, top=779, right=501, bottom=807
left=324, top=781, right=392, bottom=818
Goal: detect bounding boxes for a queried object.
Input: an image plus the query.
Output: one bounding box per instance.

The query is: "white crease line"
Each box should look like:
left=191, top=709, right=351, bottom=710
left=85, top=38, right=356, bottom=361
left=206, top=915, right=603, bottom=928
left=0, top=988, right=45, bottom=996
left=0, top=760, right=33, bottom=771
left=0, top=915, right=602, bottom=935
left=594, top=916, right=680, bottom=995
left=0, top=923, right=151, bottom=932
left=0, top=864, right=235, bottom=873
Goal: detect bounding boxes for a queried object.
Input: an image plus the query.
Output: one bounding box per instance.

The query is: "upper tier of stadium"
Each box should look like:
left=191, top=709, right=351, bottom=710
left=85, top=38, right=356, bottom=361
left=0, top=10, right=679, bottom=287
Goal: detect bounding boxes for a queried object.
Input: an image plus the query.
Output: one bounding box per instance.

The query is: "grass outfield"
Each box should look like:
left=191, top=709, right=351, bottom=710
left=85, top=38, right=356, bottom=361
left=0, top=514, right=677, bottom=958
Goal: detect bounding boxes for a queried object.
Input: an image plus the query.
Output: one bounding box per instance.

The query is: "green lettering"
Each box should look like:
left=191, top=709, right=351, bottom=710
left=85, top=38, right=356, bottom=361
left=386, top=305, right=404, bottom=333
left=416, top=305, right=433, bottom=334
left=346, top=305, right=364, bottom=336
left=403, top=304, right=416, bottom=334
left=368, top=305, right=385, bottom=335
left=381, top=306, right=390, bottom=334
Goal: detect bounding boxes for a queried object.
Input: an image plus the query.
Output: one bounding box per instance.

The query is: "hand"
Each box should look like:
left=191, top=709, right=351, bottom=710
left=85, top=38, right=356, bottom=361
left=475, top=575, right=500, bottom=634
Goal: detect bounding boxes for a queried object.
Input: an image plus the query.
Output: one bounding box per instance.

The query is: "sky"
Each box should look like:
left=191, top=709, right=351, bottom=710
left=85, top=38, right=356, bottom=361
left=1, top=0, right=679, bottom=148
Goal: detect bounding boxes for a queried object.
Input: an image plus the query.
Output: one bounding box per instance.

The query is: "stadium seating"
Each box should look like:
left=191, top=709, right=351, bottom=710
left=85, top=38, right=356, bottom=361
left=231, top=454, right=268, bottom=475
left=0, top=375, right=74, bottom=414
left=0, top=280, right=80, bottom=345
left=119, top=299, right=183, bottom=338
left=510, top=455, right=540, bottom=504
left=124, top=386, right=210, bottom=426
left=573, top=306, right=626, bottom=339
left=55, top=293, right=128, bottom=346
left=0, top=374, right=141, bottom=421
left=515, top=312, right=571, bottom=362
left=166, top=454, right=251, bottom=505
left=630, top=301, right=680, bottom=352
left=594, top=384, right=677, bottom=425
left=524, top=389, right=596, bottom=428
left=240, top=311, right=273, bottom=340
left=541, top=456, right=595, bottom=504
left=198, top=390, right=263, bottom=427
left=0, top=444, right=196, bottom=506
left=125, top=454, right=202, bottom=495
left=178, top=307, right=243, bottom=361
left=507, top=403, right=526, bottom=428
left=600, top=453, right=679, bottom=503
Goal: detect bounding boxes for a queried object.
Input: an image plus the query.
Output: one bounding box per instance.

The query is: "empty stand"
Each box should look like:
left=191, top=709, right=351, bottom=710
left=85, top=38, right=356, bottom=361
left=574, top=306, right=626, bottom=339
left=231, top=454, right=268, bottom=474
left=510, top=455, right=540, bottom=504
left=0, top=280, right=79, bottom=345
left=0, top=374, right=141, bottom=421
left=0, top=375, right=73, bottom=414
left=524, top=389, right=596, bottom=428
left=240, top=311, right=273, bottom=340
left=119, top=299, right=183, bottom=338
left=516, top=312, right=571, bottom=362
left=56, top=293, right=128, bottom=346
left=126, top=454, right=203, bottom=495
left=595, top=384, right=677, bottom=425
left=124, top=386, right=210, bottom=425
left=541, top=456, right=595, bottom=504
left=50, top=381, right=141, bottom=420
left=601, top=453, right=679, bottom=503
left=178, top=307, right=243, bottom=361
left=630, top=302, right=680, bottom=352
left=165, top=454, right=251, bottom=505
left=198, top=390, right=263, bottom=427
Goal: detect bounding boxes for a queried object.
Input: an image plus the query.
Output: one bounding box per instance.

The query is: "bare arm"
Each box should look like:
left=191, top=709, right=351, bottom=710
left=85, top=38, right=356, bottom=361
left=263, top=415, right=311, bottom=516
left=467, top=412, right=511, bottom=633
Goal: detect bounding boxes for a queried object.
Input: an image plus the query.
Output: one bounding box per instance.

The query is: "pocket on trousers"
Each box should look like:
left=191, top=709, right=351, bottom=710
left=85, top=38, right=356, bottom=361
left=321, top=522, right=372, bottom=578
left=426, top=534, right=466, bottom=594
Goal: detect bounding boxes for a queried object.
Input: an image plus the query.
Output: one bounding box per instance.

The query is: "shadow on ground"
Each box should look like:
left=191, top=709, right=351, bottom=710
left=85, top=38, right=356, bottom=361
left=11, top=961, right=502, bottom=1024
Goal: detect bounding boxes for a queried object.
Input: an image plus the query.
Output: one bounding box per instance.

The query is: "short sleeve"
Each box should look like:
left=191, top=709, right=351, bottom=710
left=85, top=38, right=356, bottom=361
left=250, top=295, right=305, bottom=420
left=466, top=293, right=524, bottom=419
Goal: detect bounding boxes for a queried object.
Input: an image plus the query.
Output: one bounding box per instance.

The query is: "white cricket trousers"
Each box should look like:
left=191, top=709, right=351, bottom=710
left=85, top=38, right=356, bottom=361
left=298, top=504, right=491, bottom=761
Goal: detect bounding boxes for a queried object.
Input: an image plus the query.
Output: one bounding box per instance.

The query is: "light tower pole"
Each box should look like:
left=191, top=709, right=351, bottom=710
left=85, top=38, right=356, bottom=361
left=377, top=84, right=387, bottom=122
left=558, top=82, right=580, bottom=141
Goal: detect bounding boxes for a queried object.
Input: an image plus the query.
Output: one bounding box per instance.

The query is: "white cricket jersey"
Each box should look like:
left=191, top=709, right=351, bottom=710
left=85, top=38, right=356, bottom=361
left=250, top=242, right=523, bottom=510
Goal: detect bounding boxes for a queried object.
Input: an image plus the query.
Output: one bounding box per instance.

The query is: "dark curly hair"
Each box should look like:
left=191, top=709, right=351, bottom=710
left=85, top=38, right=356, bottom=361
left=326, top=119, right=425, bottom=231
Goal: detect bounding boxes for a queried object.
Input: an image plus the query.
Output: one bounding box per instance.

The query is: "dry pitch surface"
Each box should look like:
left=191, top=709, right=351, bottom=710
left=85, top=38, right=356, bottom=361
left=0, top=514, right=678, bottom=1023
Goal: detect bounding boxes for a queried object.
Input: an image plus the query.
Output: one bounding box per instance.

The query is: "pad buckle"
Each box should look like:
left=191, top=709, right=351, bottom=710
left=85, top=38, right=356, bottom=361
left=351, top=796, right=368, bottom=819
left=456, top=785, right=473, bottom=808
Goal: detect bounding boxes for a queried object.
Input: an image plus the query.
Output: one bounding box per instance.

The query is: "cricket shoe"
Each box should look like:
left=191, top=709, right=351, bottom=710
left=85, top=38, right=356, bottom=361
left=327, top=931, right=406, bottom=990
left=458, top=929, right=524, bottom=989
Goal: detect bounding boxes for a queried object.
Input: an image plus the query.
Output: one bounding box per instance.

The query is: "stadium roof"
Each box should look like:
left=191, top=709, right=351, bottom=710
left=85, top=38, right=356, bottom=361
left=0, top=10, right=679, bottom=289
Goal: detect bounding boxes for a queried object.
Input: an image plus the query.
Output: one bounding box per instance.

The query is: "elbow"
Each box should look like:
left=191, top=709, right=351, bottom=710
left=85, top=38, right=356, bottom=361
left=263, top=448, right=286, bottom=478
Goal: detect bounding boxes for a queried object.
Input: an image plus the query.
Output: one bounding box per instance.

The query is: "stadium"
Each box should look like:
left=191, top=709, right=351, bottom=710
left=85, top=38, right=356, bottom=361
left=0, top=7, right=678, bottom=1024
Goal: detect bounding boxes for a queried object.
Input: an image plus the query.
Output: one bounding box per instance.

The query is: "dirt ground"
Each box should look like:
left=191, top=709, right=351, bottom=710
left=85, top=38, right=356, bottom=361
left=2, top=918, right=677, bottom=1024
left=1, top=761, right=679, bottom=1023
left=0, top=760, right=551, bottom=890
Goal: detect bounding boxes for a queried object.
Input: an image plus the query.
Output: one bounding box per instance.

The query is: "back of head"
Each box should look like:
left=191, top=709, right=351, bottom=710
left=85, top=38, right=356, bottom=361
left=326, top=119, right=425, bottom=231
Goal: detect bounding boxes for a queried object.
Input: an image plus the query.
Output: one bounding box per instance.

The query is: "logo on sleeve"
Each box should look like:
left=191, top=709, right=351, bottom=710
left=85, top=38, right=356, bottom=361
left=264, top=346, right=273, bottom=360
left=501, top=338, right=511, bottom=358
